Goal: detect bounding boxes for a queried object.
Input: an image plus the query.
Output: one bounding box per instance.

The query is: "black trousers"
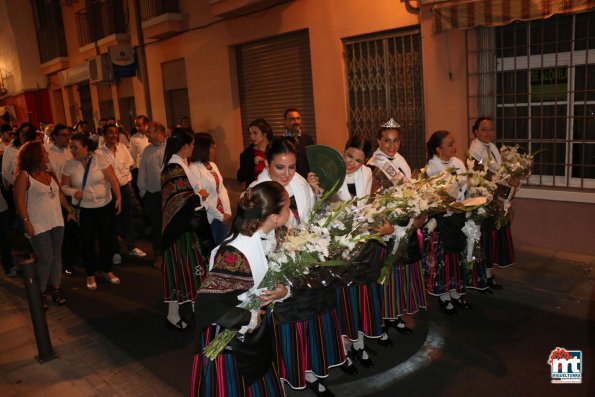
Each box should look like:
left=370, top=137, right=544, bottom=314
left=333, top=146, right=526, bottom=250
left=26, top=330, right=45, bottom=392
left=0, top=209, right=14, bottom=271
left=79, top=202, right=115, bottom=276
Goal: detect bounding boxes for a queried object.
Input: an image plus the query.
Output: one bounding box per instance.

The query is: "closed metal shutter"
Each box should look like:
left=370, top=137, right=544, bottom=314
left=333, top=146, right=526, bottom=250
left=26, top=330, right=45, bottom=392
left=162, top=58, right=190, bottom=129
left=236, top=30, right=316, bottom=147
left=165, top=88, right=190, bottom=129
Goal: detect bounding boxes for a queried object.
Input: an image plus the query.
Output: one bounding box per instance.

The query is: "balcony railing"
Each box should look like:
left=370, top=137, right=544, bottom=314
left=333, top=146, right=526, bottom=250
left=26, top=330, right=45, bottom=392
left=76, top=0, right=127, bottom=47
left=140, top=0, right=180, bottom=22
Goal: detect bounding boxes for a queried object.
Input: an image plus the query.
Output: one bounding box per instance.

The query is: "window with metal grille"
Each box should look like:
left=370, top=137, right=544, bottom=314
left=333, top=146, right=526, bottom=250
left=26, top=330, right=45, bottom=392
left=344, top=27, right=425, bottom=170
left=467, top=11, right=595, bottom=190
left=236, top=30, right=316, bottom=147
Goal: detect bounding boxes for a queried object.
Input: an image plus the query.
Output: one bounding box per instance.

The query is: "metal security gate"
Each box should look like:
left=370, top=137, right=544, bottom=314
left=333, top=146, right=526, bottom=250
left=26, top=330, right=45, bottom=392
left=344, top=27, right=426, bottom=169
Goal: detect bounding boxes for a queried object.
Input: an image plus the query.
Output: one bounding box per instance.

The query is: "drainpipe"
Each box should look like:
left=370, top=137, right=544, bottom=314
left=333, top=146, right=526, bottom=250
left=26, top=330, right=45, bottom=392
left=132, top=0, right=152, bottom=119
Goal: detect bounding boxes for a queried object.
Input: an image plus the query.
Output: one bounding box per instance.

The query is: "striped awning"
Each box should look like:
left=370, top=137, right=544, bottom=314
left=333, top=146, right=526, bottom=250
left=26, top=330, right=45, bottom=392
left=424, top=0, right=595, bottom=34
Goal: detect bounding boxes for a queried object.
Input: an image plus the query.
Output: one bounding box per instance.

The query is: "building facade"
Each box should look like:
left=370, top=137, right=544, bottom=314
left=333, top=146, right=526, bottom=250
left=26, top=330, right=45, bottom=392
left=1, top=0, right=594, bottom=254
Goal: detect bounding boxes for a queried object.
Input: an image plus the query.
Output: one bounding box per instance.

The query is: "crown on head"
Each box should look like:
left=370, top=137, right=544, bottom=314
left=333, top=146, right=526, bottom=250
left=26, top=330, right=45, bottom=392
left=381, top=118, right=401, bottom=129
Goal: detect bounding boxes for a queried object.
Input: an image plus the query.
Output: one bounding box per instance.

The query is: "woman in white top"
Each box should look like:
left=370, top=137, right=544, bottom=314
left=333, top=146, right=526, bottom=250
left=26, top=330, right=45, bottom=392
left=423, top=130, right=473, bottom=314
left=61, top=134, right=122, bottom=291
left=366, top=119, right=427, bottom=344
left=191, top=181, right=289, bottom=397
left=188, top=133, right=231, bottom=245
left=249, top=140, right=315, bottom=229
left=250, top=138, right=345, bottom=395
left=13, top=142, right=75, bottom=309
left=333, top=136, right=387, bottom=375
left=161, top=128, right=210, bottom=330
left=468, top=117, right=517, bottom=290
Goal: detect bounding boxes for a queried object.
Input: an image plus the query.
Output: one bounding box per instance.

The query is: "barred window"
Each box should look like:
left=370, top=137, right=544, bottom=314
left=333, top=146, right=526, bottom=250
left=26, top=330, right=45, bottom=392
left=467, top=11, right=595, bottom=190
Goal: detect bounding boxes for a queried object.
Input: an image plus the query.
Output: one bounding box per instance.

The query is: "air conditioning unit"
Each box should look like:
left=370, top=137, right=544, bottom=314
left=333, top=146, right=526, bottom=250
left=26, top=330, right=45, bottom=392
left=89, top=54, right=114, bottom=84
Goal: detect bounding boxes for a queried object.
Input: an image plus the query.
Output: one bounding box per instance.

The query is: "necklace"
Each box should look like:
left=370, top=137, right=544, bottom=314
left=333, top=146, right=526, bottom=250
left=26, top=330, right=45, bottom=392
left=33, top=169, right=56, bottom=199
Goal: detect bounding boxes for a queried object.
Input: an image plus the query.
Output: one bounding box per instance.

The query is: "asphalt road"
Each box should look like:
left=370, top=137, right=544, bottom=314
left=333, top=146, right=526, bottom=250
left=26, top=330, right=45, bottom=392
left=58, top=247, right=594, bottom=397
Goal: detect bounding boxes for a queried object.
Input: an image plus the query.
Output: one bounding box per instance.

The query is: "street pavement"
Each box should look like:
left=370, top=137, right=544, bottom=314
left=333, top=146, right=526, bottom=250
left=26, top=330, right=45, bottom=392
left=1, top=189, right=593, bottom=397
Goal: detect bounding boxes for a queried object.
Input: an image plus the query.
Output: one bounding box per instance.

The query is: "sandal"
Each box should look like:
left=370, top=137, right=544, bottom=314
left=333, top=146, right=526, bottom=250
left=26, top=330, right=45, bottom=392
left=102, top=272, right=121, bottom=285
left=51, top=288, right=67, bottom=305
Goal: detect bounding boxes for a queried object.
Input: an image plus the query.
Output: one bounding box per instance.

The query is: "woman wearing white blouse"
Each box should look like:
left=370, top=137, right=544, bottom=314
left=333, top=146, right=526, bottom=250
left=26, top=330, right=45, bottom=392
left=13, top=141, right=75, bottom=309
left=188, top=133, right=231, bottom=245
left=61, top=134, right=122, bottom=291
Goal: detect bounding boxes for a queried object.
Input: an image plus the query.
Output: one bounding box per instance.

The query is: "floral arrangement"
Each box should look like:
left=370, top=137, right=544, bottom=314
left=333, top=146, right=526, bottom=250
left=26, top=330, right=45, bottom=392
left=496, top=145, right=536, bottom=181
left=204, top=170, right=493, bottom=360
left=203, top=196, right=377, bottom=360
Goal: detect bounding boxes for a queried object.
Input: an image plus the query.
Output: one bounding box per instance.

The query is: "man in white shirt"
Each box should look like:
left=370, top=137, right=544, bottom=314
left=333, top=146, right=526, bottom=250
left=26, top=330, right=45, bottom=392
left=98, top=124, right=146, bottom=263
left=47, top=124, right=73, bottom=182
left=130, top=115, right=149, bottom=181
left=45, top=124, right=77, bottom=275
left=137, top=121, right=166, bottom=269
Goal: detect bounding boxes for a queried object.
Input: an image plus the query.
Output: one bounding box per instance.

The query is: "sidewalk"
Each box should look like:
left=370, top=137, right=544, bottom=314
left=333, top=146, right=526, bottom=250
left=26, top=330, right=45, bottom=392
left=1, top=244, right=593, bottom=397
left=0, top=275, right=181, bottom=397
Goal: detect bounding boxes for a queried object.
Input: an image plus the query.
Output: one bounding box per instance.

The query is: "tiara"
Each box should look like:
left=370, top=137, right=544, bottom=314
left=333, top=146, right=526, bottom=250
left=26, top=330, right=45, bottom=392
left=381, top=118, right=401, bottom=129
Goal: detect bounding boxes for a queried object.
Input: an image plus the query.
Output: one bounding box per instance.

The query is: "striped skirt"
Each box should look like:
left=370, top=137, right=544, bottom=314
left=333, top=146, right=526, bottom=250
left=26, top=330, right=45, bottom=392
left=271, top=309, right=346, bottom=389
left=191, top=325, right=285, bottom=397
left=379, top=260, right=427, bottom=319
left=162, top=230, right=208, bottom=304
left=420, top=229, right=467, bottom=296
left=336, top=284, right=383, bottom=340
left=482, top=218, right=515, bottom=268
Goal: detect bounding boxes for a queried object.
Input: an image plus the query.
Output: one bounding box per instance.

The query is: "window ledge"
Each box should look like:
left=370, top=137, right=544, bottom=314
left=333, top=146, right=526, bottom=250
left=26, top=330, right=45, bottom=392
left=515, top=187, right=595, bottom=203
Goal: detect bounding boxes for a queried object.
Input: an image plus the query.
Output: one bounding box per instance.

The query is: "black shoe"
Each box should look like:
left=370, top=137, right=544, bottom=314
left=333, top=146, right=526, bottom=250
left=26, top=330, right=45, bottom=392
left=376, top=335, right=394, bottom=348
left=165, top=318, right=189, bottom=331
left=438, top=298, right=457, bottom=315
left=339, top=360, right=358, bottom=376
left=351, top=346, right=374, bottom=368
left=451, top=296, right=472, bottom=310
left=487, top=276, right=503, bottom=290
left=306, top=380, right=334, bottom=397
left=477, top=288, right=493, bottom=295
left=387, top=318, right=413, bottom=335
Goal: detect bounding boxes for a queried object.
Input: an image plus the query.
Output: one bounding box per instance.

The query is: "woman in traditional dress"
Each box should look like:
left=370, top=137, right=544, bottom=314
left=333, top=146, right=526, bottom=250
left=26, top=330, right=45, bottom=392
left=191, top=181, right=290, bottom=397
left=422, top=130, right=474, bottom=314
left=468, top=117, right=518, bottom=292
left=161, top=128, right=209, bottom=330
left=333, top=135, right=386, bottom=375
left=250, top=138, right=345, bottom=396
left=367, top=119, right=427, bottom=344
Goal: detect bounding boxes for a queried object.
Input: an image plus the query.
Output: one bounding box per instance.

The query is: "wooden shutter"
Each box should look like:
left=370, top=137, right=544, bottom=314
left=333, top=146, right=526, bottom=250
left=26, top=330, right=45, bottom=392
left=236, top=29, right=316, bottom=147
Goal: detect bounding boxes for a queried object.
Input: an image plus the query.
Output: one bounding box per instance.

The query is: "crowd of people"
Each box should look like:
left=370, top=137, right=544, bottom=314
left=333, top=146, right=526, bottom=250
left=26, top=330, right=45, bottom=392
left=0, top=109, right=518, bottom=397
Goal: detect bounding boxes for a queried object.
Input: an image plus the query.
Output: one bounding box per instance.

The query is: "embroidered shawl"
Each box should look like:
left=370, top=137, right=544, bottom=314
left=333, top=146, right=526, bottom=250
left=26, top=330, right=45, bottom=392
left=161, top=161, right=201, bottom=250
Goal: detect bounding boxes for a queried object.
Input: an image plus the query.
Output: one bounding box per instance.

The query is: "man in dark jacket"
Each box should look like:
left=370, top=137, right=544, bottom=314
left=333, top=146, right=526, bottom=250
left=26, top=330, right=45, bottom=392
left=283, top=108, right=314, bottom=178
